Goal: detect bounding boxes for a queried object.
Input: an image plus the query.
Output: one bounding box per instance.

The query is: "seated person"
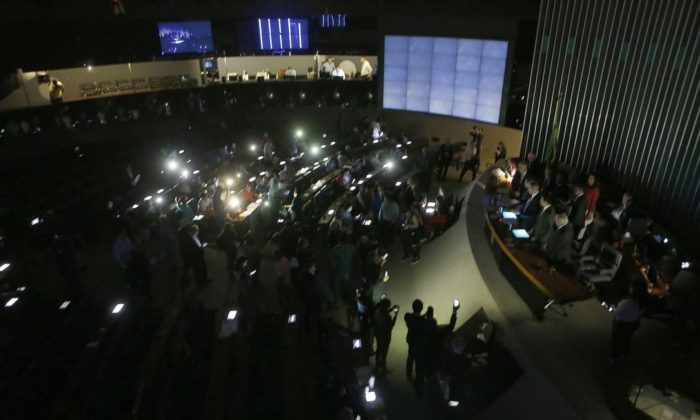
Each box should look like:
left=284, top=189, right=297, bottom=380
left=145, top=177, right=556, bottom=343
left=531, top=194, right=555, bottom=246
left=242, top=183, right=257, bottom=203
left=290, top=188, right=303, bottom=222
left=331, top=66, right=346, bottom=80
left=336, top=170, right=352, bottom=189
left=436, top=187, right=453, bottom=215
left=284, top=66, right=297, bottom=77
left=510, top=160, right=529, bottom=198
left=279, top=164, right=295, bottom=185
left=612, top=192, right=641, bottom=233
left=543, top=212, right=574, bottom=266
left=519, top=180, right=542, bottom=216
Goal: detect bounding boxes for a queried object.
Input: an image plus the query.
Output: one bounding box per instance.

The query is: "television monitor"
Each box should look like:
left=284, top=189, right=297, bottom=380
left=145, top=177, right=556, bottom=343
left=257, top=18, right=308, bottom=50
left=158, top=21, right=213, bottom=55
left=383, top=35, right=508, bottom=124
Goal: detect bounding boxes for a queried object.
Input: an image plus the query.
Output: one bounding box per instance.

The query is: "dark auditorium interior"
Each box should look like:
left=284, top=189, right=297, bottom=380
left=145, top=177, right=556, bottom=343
left=1, top=0, right=699, bottom=419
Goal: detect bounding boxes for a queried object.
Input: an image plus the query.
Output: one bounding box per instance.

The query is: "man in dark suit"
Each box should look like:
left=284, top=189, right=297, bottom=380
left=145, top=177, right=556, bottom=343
left=569, top=183, right=587, bottom=239
left=617, top=192, right=642, bottom=232
left=520, top=181, right=542, bottom=216
left=517, top=180, right=542, bottom=230
left=526, top=151, right=543, bottom=182
left=544, top=212, right=574, bottom=266
left=436, top=141, right=451, bottom=182
left=531, top=194, right=555, bottom=246
left=510, top=160, right=529, bottom=198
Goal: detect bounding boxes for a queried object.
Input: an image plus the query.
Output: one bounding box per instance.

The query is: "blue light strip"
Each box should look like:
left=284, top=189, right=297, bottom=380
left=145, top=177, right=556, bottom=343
left=258, top=19, right=263, bottom=49
left=267, top=19, right=272, bottom=49
left=287, top=18, right=292, bottom=49
left=278, top=19, right=283, bottom=49
left=297, top=22, right=302, bottom=48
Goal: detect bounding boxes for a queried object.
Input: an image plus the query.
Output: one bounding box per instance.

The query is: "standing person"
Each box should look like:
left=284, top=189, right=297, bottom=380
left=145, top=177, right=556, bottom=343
left=212, top=185, right=227, bottom=230
left=216, top=223, right=239, bottom=274
left=569, top=183, right=587, bottom=239
left=113, top=229, right=134, bottom=288
left=415, top=147, right=433, bottom=193
left=400, top=207, right=423, bottom=264
left=178, top=224, right=208, bottom=290
left=469, top=139, right=480, bottom=180
left=331, top=234, right=355, bottom=306
left=421, top=305, right=457, bottom=378
left=584, top=174, right=600, bottom=228
left=378, top=194, right=400, bottom=250
left=494, top=141, right=507, bottom=163
left=374, top=298, right=398, bottom=375
left=405, top=299, right=424, bottom=382
left=457, top=142, right=472, bottom=181
left=320, top=57, right=335, bottom=79
left=49, top=79, right=64, bottom=104
left=469, top=126, right=483, bottom=153
left=436, top=141, right=451, bottom=182
left=263, top=136, right=275, bottom=161
left=360, top=57, right=373, bottom=80
left=608, top=281, right=645, bottom=369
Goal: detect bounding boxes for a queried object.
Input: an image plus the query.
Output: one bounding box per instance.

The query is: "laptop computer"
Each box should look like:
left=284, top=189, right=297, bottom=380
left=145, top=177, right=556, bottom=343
left=512, top=229, right=530, bottom=239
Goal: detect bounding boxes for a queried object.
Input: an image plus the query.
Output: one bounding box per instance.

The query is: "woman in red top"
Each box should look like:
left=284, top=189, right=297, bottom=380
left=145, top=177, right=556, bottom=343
left=585, top=174, right=600, bottom=223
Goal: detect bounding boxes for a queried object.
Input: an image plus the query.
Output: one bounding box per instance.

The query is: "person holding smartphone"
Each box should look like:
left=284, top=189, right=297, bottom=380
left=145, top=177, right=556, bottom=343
left=374, top=298, right=398, bottom=375
left=400, top=206, right=423, bottom=264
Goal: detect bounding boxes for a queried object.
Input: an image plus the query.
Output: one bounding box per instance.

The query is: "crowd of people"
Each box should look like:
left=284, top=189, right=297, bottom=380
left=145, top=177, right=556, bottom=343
left=101, top=115, right=473, bottom=417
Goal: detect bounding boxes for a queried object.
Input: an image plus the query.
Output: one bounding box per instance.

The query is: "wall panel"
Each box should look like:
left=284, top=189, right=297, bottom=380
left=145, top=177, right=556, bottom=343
left=522, top=0, right=700, bottom=238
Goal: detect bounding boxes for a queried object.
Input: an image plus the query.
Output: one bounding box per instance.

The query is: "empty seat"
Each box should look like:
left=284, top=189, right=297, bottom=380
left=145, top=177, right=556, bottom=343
left=578, top=243, right=623, bottom=284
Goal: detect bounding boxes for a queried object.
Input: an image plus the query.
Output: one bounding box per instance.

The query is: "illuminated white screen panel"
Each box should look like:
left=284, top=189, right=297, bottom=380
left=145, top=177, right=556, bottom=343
left=383, top=35, right=508, bottom=124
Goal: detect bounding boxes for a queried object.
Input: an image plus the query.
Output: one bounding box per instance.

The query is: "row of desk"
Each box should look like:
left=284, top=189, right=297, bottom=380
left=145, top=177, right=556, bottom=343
left=480, top=173, right=592, bottom=317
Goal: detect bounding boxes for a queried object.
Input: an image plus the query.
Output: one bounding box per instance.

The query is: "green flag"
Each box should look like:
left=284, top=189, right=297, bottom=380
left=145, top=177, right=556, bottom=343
left=544, top=95, right=563, bottom=168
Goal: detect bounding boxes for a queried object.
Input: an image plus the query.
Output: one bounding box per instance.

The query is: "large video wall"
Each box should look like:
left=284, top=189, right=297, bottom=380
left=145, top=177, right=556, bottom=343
left=382, top=35, right=508, bottom=124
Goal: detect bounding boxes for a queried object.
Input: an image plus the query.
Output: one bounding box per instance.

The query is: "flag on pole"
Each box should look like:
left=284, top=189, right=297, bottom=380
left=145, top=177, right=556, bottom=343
left=544, top=95, right=563, bottom=168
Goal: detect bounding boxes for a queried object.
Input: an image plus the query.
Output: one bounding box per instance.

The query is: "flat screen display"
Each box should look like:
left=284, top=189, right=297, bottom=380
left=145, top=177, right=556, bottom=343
left=158, top=21, right=213, bottom=55
left=383, top=35, right=508, bottom=124
left=257, top=18, right=308, bottom=50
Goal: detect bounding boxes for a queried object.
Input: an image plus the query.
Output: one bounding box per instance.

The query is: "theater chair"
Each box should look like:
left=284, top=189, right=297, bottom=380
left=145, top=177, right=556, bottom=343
left=577, top=243, right=623, bottom=286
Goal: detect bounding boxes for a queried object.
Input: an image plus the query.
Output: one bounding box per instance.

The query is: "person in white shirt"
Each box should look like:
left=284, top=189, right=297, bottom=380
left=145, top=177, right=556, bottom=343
left=284, top=66, right=297, bottom=77
left=331, top=66, right=346, bottom=80
left=321, top=58, right=335, bottom=79
left=360, top=57, right=373, bottom=79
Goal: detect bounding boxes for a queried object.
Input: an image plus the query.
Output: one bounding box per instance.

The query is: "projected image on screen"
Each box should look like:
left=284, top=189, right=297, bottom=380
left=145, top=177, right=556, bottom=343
left=383, top=36, right=508, bottom=124
left=257, top=18, right=308, bottom=50
left=158, top=21, right=213, bottom=55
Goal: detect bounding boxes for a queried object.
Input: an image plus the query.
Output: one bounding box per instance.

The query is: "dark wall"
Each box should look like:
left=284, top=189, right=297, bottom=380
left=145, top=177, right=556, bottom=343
left=522, top=0, right=700, bottom=238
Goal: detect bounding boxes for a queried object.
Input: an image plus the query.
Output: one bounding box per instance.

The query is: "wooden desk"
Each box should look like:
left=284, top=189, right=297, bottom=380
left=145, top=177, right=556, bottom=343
left=301, top=168, right=342, bottom=203
left=318, top=192, right=351, bottom=225
left=234, top=199, right=264, bottom=222
left=484, top=210, right=591, bottom=314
